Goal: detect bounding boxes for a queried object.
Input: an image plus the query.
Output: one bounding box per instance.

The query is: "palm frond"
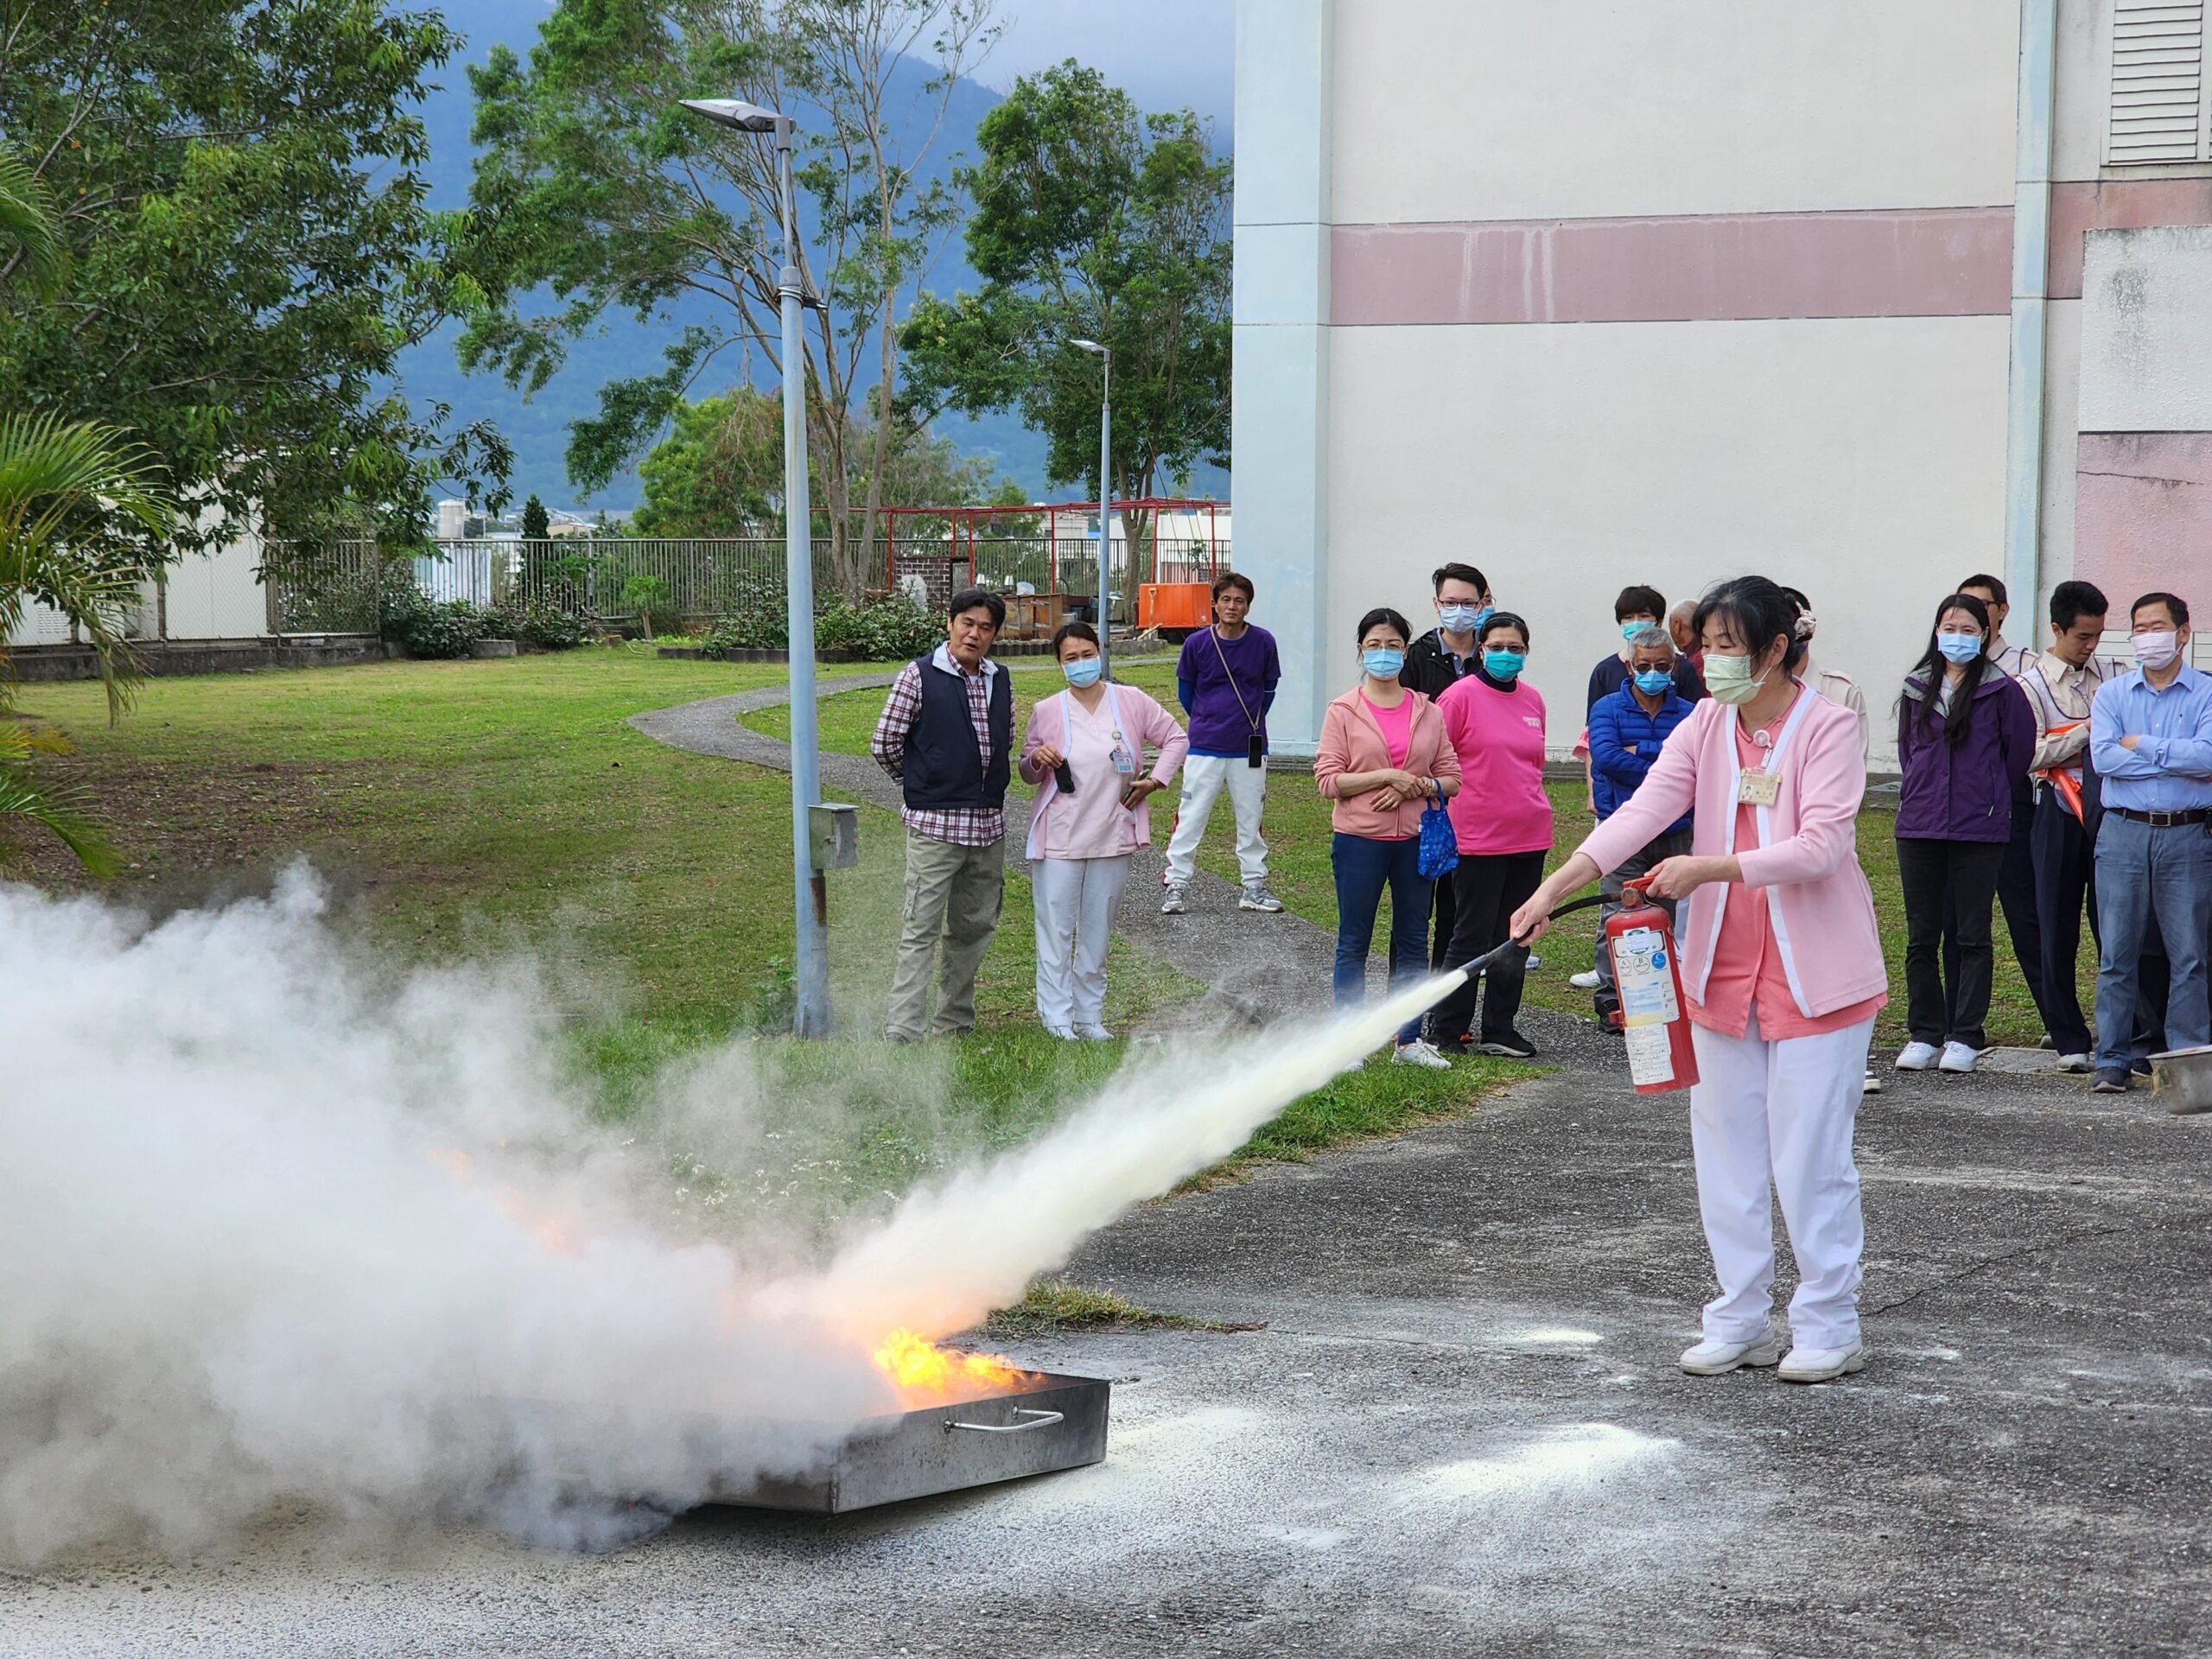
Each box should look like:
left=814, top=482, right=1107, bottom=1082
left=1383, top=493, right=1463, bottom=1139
left=0, top=147, right=68, bottom=304
left=0, top=762, right=118, bottom=875
left=0, top=413, right=172, bottom=721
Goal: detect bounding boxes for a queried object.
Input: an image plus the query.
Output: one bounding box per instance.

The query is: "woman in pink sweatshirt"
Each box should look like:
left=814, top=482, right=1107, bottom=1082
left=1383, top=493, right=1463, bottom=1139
left=1429, top=611, right=1553, bottom=1059
left=1313, top=606, right=1462, bottom=1068
left=1512, top=576, right=1887, bottom=1387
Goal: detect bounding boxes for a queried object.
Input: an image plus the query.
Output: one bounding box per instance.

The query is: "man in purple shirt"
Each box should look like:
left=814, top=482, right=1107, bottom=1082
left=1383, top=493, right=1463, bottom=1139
left=1162, top=572, right=1283, bottom=914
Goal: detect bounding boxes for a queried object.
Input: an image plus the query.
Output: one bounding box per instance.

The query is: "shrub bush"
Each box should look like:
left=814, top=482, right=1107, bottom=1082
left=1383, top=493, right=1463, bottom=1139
left=481, top=600, right=585, bottom=650
left=698, top=592, right=941, bottom=658
left=380, top=568, right=486, bottom=658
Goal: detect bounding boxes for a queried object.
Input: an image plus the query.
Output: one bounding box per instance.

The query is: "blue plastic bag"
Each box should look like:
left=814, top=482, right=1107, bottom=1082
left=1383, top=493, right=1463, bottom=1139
left=1417, top=786, right=1459, bottom=881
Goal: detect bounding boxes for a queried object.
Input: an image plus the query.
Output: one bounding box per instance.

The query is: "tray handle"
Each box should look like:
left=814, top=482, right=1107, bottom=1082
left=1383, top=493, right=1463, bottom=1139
left=944, top=1407, right=1065, bottom=1434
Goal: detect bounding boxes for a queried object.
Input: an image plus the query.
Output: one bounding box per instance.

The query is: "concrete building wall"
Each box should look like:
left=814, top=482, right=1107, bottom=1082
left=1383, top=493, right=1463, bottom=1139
left=1236, top=0, right=2212, bottom=760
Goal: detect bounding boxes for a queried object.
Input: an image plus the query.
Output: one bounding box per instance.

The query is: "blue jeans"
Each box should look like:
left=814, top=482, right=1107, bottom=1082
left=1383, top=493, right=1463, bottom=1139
left=2092, top=814, right=2212, bottom=1071
left=1331, top=831, right=1434, bottom=1045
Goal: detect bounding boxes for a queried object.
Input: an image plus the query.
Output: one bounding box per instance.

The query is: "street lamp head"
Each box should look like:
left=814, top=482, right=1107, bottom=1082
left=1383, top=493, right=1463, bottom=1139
left=679, top=98, right=792, bottom=135
left=1071, top=338, right=1108, bottom=356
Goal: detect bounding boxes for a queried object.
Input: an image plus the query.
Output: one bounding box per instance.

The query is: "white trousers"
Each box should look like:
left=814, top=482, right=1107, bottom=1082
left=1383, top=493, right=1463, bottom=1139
left=1687, top=1009, right=1874, bottom=1351
left=1031, top=854, right=1131, bottom=1030
left=1163, top=753, right=1268, bottom=887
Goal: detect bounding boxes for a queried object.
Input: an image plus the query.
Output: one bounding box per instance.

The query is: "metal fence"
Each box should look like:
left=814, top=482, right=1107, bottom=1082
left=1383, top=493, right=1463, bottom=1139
left=258, top=530, right=1235, bottom=636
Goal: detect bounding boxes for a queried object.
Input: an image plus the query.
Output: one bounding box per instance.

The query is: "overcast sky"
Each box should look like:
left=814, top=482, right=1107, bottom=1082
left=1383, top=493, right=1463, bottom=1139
left=976, top=0, right=1232, bottom=127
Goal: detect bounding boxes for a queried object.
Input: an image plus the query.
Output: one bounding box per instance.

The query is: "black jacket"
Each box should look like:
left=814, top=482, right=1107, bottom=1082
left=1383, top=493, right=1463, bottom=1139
left=1406, top=628, right=1478, bottom=700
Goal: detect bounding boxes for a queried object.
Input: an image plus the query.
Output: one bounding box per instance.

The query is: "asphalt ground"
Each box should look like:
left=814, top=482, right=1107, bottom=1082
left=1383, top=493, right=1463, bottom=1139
left=8, top=1031, right=2209, bottom=1657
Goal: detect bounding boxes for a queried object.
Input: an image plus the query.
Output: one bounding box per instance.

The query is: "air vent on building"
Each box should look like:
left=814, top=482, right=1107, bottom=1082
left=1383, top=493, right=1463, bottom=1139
left=2108, top=0, right=2209, bottom=163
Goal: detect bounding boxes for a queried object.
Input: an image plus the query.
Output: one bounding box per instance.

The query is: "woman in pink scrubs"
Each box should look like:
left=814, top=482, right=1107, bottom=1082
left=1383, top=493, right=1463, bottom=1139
left=1020, top=622, right=1189, bottom=1040
left=1512, top=576, right=1888, bottom=1384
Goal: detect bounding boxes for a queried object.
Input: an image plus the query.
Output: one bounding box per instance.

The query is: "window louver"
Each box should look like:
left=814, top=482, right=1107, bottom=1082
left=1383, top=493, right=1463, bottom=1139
left=2109, top=0, right=2208, bottom=163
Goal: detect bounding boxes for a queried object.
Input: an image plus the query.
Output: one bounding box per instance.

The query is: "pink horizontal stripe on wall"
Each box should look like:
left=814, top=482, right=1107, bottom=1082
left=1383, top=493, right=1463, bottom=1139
left=2075, top=432, right=2212, bottom=604
left=2048, top=180, right=2212, bottom=300
left=1332, top=208, right=2013, bottom=326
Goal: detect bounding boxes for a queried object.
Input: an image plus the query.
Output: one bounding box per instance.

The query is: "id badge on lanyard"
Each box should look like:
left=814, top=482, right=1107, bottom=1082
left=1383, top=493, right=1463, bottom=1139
left=1737, top=768, right=1781, bottom=807
left=1104, top=687, right=1135, bottom=774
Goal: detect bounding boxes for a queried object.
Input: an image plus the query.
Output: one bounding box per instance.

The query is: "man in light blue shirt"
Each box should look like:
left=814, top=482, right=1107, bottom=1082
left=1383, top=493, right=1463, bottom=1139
left=2088, top=590, right=2212, bottom=1090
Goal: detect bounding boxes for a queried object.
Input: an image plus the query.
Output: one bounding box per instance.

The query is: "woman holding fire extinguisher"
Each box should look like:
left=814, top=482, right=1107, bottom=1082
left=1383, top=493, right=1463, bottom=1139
left=1510, top=576, right=1887, bottom=1385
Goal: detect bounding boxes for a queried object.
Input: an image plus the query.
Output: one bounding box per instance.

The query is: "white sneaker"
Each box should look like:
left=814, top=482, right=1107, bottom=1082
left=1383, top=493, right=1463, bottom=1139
left=1938, top=1040, right=1979, bottom=1073
left=1895, top=1041, right=1940, bottom=1071
left=1392, top=1038, right=1452, bottom=1070
left=1239, top=883, right=1284, bottom=912
left=1777, top=1338, right=1867, bottom=1383
left=1678, top=1331, right=1786, bottom=1376
left=1568, top=969, right=1602, bottom=990
left=2056, top=1052, right=2092, bottom=1074
left=1075, top=1023, right=1115, bottom=1042
left=1043, top=1024, right=1077, bottom=1041
left=1526, top=952, right=1543, bottom=970
left=1861, top=1071, right=1883, bottom=1095
left=1160, top=884, right=1187, bottom=915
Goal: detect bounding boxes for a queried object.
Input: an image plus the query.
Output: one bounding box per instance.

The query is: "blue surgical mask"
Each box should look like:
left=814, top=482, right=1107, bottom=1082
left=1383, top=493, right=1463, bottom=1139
left=1622, top=620, right=1652, bottom=643
left=1936, top=632, right=1982, bottom=665
left=1632, top=668, right=1674, bottom=696
left=1473, top=604, right=1494, bottom=631
left=1062, top=656, right=1103, bottom=688
left=1438, top=603, right=1481, bottom=634
left=1362, top=647, right=1405, bottom=681
left=1484, top=649, right=1526, bottom=681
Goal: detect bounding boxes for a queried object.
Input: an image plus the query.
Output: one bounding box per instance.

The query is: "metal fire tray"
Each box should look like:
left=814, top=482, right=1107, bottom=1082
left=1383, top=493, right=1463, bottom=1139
left=713, top=1371, right=1109, bottom=1513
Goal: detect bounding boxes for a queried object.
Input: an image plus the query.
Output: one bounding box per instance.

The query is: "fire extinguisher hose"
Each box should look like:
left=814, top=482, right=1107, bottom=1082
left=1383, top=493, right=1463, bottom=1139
left=1459, top=891, right=1609, bottom=978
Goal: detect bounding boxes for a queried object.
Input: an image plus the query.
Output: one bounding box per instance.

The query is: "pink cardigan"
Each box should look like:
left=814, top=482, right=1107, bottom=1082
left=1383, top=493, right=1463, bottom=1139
left=1313, top=686, right=1462, bottom=838
left=1577, top=686, right=1887, bottom=1018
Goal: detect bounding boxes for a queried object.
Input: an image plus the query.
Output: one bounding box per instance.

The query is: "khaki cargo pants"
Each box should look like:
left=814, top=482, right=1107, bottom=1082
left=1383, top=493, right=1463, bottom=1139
left=886, top=830, right=1007, bottom=1039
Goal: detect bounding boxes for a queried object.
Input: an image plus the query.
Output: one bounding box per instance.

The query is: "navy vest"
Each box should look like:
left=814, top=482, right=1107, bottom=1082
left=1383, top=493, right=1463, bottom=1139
left=902, top=654, right=1011, bottom=811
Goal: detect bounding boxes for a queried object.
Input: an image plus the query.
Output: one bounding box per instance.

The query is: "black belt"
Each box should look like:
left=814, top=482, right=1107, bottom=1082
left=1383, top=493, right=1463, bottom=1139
left=2112, top=806, right=2212, bottom=827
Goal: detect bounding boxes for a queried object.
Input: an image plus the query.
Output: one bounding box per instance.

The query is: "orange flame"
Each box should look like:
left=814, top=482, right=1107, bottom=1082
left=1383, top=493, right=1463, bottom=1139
left=872, top=1329, right=1032, bottom=1405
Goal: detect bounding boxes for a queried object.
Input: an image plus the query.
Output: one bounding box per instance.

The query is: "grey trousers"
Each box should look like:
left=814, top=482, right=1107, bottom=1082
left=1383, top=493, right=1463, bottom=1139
left=887, top=831, right=1007, bottom=1039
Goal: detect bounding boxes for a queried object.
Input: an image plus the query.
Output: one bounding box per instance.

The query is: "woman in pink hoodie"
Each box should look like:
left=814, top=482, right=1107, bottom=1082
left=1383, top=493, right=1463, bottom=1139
left=1512, top=576, right=1888, bottom=1387
left=1313, top=606, right=1463, bottom=1069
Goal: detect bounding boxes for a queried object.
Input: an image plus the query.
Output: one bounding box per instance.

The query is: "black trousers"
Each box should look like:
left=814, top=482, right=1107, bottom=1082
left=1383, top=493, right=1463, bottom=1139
left=1901, top=836, right=2005, bottom=1049
left=1943, top=789, right=2048, bottom=1040
left=2031, top=789, right=2098, bottom=1056
left=1428, top=866, right=1458, bottom=973
left=1429, top=850, right=1547, bottom=1045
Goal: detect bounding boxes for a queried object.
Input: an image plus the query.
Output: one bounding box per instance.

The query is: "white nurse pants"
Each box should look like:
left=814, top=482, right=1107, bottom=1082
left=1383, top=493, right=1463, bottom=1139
left=1031, top=854, right=1131, bottom=1030
left=1687, top=1008, right=1874, bottom=1352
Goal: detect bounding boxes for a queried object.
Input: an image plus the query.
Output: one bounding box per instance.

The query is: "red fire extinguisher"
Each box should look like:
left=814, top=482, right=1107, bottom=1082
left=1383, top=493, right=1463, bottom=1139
left=1603, top=878, right=1699, bottom=1094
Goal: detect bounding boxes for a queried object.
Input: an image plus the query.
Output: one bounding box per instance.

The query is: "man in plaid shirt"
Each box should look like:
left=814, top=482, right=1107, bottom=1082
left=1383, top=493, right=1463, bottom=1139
left=872, top=588, right=1013, bottom=1039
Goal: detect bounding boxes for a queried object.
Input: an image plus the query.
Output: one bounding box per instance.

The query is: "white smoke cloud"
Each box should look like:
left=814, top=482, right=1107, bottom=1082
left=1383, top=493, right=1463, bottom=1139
left=0, top=866, right=1452, bottom=1563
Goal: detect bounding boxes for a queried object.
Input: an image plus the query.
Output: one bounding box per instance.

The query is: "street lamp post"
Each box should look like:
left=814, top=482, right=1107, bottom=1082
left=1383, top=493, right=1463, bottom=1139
left=1072, top=338, right=1111, bottom=678
left=682, top=96, right=831, bottom=1038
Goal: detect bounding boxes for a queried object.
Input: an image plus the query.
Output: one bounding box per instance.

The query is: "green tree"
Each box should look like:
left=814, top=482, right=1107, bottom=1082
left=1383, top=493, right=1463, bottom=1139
left=519, top=493, right=551, bottom=542
left=632, top=387, right=1008, bottom=541
left=632, top=391, right=785, bottom=537
left=898, top=61, right=1230, bottom=584
left=0, top=0, right=512, bottom=558
left=462, top=0, right=999, bottom=601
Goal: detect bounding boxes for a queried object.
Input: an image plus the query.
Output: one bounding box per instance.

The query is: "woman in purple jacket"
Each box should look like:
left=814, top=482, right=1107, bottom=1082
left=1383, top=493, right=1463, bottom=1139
left=1893, top=594, right=2036, bottom=1075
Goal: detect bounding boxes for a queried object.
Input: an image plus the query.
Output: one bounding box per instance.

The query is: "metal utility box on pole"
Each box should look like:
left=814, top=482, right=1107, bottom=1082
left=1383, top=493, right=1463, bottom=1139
left=682, top=95, right=831, bottom=1038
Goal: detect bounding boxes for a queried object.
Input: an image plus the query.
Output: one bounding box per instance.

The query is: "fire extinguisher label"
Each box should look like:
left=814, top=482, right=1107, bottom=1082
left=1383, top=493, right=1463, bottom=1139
left=1611, top=925, right=1680, bottom=1087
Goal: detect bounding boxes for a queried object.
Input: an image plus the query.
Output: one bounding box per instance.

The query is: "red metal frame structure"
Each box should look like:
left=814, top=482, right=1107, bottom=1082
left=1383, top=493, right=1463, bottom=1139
left=877, top=497, right=1227, bottom=594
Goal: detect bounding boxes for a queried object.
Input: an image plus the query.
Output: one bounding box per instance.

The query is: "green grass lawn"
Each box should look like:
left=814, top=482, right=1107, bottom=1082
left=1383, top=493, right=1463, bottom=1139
left=16, top=647, right=1519, bottom=1224
left=754, top=666, right=2065, bottom=1049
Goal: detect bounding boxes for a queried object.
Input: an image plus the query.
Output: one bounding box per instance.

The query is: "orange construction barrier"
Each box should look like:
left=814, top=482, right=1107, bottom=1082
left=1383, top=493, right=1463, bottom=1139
left=1138, top=582, right=1213, bottom=632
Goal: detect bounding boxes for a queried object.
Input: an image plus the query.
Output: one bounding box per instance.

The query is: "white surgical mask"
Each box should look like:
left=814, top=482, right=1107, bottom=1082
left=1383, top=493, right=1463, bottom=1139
left=2135, top=630, right=2183, bottom=671
left=1438, top=603, right=1481, bottom=634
